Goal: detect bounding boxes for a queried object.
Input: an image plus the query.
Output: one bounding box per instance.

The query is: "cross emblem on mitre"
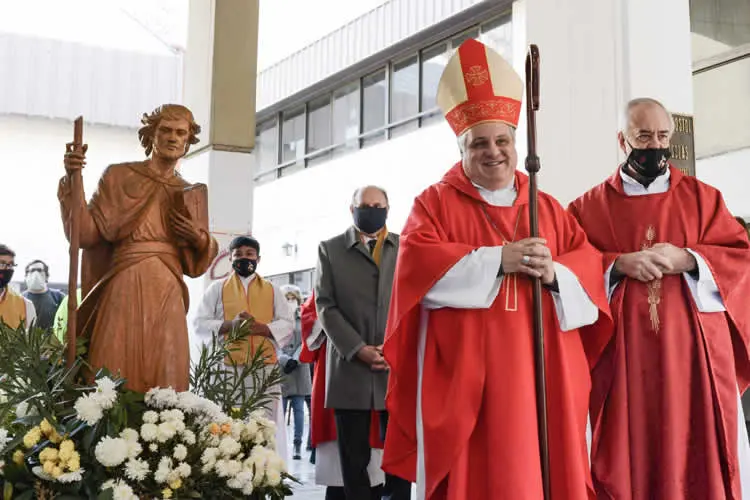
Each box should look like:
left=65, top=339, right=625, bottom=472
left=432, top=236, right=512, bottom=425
left=465, top=65, right=490, bottom=87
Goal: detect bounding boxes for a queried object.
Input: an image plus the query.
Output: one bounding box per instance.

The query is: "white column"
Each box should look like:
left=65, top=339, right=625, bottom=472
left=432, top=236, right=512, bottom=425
left=182, top=0, right=260, bottom=357
left=514, top=0, right=694, bottom=205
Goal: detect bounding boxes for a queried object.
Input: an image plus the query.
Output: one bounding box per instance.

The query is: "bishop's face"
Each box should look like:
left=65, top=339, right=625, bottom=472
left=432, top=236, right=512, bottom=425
left=461, top=121, right=518, bottom=191
left=152, top=117, right=191, bottom=161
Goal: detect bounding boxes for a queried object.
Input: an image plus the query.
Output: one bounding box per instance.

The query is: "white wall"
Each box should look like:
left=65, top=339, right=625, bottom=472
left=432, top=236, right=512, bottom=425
left=697, top=147, right=750, bottom=218
left=1, top=115, right=146, bottom=285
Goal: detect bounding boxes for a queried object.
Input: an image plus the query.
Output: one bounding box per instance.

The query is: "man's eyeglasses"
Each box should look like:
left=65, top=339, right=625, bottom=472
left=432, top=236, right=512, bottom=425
left=0, top=263, right=17, bottom=270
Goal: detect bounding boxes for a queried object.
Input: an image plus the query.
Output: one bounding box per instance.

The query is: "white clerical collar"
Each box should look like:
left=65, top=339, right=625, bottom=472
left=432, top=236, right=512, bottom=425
left=472, top=181, right=517, bottom=207
left=239, top=274, right=257, bottom=288
left=619, top=167, right=670, bottom=196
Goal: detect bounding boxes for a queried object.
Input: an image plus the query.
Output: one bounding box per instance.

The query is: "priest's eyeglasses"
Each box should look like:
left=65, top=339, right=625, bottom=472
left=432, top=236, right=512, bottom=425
left=0, top=263, right=17, bottom=270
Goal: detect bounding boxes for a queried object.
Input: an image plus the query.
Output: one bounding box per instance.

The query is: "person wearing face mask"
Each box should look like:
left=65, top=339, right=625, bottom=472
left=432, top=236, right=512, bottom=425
left=277, top=284, right=312, bottom=461
left=22, top=260, right=65, bottom=331
left=0, top=244, right=36, bottom=330
left=193, top=236, right=293, bottom=458
left=315, top=185, right=410, bottom=500
left=568, top=98, right=750, bottom=499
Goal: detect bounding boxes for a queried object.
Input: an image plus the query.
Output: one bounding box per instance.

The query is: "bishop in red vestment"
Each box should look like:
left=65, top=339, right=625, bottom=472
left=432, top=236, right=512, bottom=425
left=382, top=39, right=612, bottom=500
left=569, top=97, right=750, bottom=500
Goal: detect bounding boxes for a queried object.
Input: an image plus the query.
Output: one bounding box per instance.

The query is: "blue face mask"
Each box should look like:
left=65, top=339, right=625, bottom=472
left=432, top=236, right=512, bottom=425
left=353, top=206, right=387, bottom=234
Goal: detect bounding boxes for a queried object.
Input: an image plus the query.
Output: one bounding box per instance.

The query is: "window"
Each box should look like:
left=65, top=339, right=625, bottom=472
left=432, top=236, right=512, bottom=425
left=307, top=96, right=332, bottom=165
left=361, top=69, right=387, bottom=146
left=480, top=15, right=512, bottom=60
left=332, top=82, right=360, bottom=157
left=281, top=107, right=305, bottom=165
left=690, top=0, right=750, bottom=63
left=255, top=119, right=278, bottom=173
left=390, top=55, right=419, bottom=137
left=420, top=42, right=449, bottom=126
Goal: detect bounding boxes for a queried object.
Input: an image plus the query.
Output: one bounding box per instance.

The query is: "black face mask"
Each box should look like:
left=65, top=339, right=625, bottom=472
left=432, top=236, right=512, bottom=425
left=626, top=143, right=671, bottom=185
left=0, top=270, right=13, bottom=289
left=232, top=258, right=257, bottom=278
left=353, top=206, right=387, bottom=235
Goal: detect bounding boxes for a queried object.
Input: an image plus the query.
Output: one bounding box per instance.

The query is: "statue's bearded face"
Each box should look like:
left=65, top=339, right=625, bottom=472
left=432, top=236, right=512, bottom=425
left=152, top=117, right=191, bottom=161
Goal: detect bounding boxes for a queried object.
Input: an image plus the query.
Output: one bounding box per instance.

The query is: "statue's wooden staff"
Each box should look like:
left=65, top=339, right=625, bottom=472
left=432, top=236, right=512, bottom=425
left=65, top=117, right=86, bottom=367
left=525, top=45, right=550, bottom=500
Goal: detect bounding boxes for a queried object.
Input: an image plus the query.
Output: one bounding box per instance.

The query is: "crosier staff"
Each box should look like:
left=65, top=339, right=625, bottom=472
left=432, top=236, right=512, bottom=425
left=524, top=44, right=550, bottom=500
left=64, top=116, right=87, bottom=367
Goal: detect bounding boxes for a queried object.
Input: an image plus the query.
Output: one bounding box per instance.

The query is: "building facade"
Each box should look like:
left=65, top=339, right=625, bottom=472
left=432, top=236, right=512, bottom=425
left=248, top=0, right=750, bottom=296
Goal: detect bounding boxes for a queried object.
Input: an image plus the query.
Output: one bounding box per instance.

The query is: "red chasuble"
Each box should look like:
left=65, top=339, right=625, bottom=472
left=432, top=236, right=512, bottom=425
left=299, top=295, right=383, bottom=448
left=383, top=163, right=612, bottom=500
left=568, top=166, right=750, bottom=500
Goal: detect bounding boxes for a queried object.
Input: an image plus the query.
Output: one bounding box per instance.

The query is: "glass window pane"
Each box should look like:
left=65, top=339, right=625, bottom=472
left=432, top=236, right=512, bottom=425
left=362, top=69, right=386, bottom=134
left=690, top=0, right=750, bottom=62
left=480, top=15, right=513, bottom=60
left=255, top=119, right=278, bottom=173
left=332, top=82, right=360, bottom=154
left=421, top=43, right=449, bottom=114
left=390, top=55, right=419, bottom=124
left=281, top=107, right=305, bottom=165
left=307, top=96, right=332, bottom=155
left=693, top=56, right=750, bottom=157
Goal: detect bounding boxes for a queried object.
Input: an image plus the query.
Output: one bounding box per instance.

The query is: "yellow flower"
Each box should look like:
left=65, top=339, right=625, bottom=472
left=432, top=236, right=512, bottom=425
left=12, top=449, right=24, bottom=465
left=59, top=446, right=73, bottom=462
left=51, top=466, right=63, bottom=478
left=162, top=488, right=173, bottom=499
left=43, top=460, right=55, bottom=475
left=66, top=452, right=81, bottom=472
left=23, top=427, right=42, bottom=449
left=39, top=447, right=59, bottom=463
left=48, top=430, right=63, bottom=444
left=169, top=478, right=182, bottom=490
left=59, top=440, right=75, bottom=454
left=39, top=419, right=53, bottom=436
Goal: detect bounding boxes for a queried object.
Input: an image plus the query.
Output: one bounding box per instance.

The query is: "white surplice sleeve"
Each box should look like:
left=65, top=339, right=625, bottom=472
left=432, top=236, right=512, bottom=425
left=423, top=247, right=599, bottom=331
left=683, top=249, right=726, bottom=312
left=305, top=319, right=326, bottom=352
left=268, top=285, right=294, bottom=348
left=192, top=280, right=225, bottom=346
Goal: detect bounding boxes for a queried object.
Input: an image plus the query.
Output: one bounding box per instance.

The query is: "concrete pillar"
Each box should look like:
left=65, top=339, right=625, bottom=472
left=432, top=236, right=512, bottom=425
left=181, top=0, right=260, bottom=345
left=513, top=0, right=694, bottom=205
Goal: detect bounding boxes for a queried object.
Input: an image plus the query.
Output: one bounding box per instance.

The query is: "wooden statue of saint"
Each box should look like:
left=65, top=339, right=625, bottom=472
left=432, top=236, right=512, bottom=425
left=58, top=104, right=219, bottom=393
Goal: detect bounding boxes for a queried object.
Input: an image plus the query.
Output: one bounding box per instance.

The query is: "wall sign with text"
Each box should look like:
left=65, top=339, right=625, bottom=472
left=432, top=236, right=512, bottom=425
left=670, top=113, right=695, bottom=176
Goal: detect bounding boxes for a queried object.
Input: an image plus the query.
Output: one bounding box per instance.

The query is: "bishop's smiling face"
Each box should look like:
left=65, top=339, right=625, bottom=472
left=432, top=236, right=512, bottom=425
left=461, top=121, right=518, bottom=191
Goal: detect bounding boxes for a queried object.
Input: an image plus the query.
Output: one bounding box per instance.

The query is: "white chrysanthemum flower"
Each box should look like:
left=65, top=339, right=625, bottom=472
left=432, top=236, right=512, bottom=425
left=74, top=393, right=104, bottom=425
left=218, top=436, right=241, bottom=457
left=215, top=459, right=242, bottom=478
left=94, top=377, right=118, bottom=409
left=95, top=437, right=129, bottom=467
left=230, top=422, right=243, bottom=441
left=124, top=458, right=150, bottom=481
left=266, top=469, right=282, bottom=486
left=142, top=411, right=159, bottom=424
left=58, top=469, right=85, bottom=483
left=201, top=447, right=220, bottom=465
left=157, top=422, right=177, bottom=443
left=111, top=480, right=138, bottom=500
left=101, top=479, right=115, bottom=490
left=119, top=428, right=139, bottom=443
left=122, top=438, right=142, bottom=459
left=173, top=444, right=188, bottom=461
left=253, top=431, right=266, bottom=445
left=15, top=402, right=29, bottom=418
left=242, top=483, right=255, bottom=496
left=242, top=419, right=259, bottom=440
left=140, top=423, right=158, bottom=442
left=154, top=456, right=173, bottom=483
left=145, top=387, right=179, bottom=409
left=149, top=443, right=158, bottom=452
left=180, top=429, right=196, bottom=445
left=176, top=462, right=191, bottom=478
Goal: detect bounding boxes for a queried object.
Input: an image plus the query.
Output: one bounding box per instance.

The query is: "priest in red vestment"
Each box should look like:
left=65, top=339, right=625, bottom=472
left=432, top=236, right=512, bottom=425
left=299, top=294, right=385, bottom=500
left=568, top=97, right=750, bottom=500
left=382, top=38, right=612, bottom=500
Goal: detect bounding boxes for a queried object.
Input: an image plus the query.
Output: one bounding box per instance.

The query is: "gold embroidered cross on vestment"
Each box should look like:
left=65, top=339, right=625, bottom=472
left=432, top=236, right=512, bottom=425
left=641, top=225, right=661, bottom=333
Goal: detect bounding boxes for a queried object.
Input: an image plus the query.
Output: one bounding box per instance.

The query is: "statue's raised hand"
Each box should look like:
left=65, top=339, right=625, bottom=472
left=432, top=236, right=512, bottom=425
left=169, top=208, right=208, bottom=250
left=64, top=143, right=88, bottom=173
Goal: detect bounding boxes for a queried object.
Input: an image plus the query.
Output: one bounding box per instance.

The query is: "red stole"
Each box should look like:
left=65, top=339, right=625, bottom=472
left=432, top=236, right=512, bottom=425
left=569, top=166, right=750, bottom=500
left=383, top=164, right=611, bottom=499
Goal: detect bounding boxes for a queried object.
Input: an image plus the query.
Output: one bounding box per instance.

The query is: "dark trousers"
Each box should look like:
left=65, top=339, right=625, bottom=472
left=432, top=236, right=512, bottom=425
left=325, top=486, right=346, bottom=500
left=334, top=409, right=412, bottom=500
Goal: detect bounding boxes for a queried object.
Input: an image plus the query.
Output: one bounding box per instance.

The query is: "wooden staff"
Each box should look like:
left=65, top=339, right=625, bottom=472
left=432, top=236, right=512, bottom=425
left=524, top=44, right=550, bottom=500
left=65, top=116, right=86, bottom=367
